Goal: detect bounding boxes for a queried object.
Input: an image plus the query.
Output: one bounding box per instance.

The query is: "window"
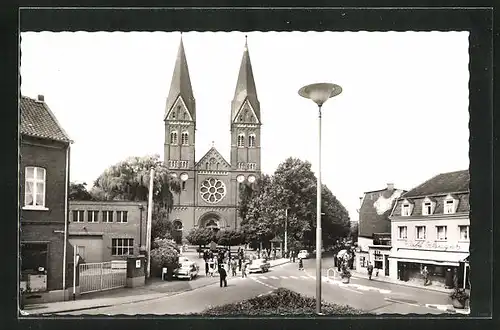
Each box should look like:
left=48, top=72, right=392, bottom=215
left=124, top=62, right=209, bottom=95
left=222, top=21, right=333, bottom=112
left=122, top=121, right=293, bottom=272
left=248, top=163, right=257, bottom=170
left=423, top=202, right=433, bottom=215
left=72, top=210, right=85, bottom=222
left=416, top=226, right=426, bottom=240
left=88, top=210, right=99, bottom=223
left=24, top=166, right=46, bottom=208
left=77, top=246, right=86, bottom=259
left=170, top=131, right=178, bottom=144
left=237, top=133, right=245, bottom=147
left=182, top=181, right=186, bottom=190
left=102, top=211, right=113, bottom=223
left=398, top=226, right=408, bottom=239
left=444, top=200, right=455, bottom=214
left=436, top=226, right=447, bottom=240
left=248, top=134, right=256, bottom=147
left=459, top=225, right=469, bottom=241
left=116, top=211, right=128, bottom=223
left=169, top=160, right=179, bottom=168
left=112, top=238, right=134, bottom=256
left=402, top=203, right=411, bottom=216
left=360, top=256, right=367, bottom=268
left=238, top=162, right=245, bottom=169
left=183, top=112, right=188, bottom=120
left=181, top=132, right=189, bottom=145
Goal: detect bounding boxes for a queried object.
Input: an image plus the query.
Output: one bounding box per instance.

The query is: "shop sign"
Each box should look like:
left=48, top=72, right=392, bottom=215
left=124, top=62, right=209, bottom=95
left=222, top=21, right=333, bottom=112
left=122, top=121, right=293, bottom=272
left=403, top=240, right=463, bottom=251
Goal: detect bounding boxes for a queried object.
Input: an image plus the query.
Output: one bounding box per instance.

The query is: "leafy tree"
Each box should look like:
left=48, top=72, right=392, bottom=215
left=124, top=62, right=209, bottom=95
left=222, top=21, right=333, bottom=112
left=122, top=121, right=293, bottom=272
left=349, top=221, right=359, bottom=243
left=186, top=227, right=216, bottom=250
left=150, top=238, right=180, bottom=280
left=91, top=154, right=180, bottom=215
left=320, top=185, right=351, bottom=247
left=69, top=182, right=92, bottom=201
left=216, top=229, right=244, bottom=247
left=151, top=207, right=173, bottom=240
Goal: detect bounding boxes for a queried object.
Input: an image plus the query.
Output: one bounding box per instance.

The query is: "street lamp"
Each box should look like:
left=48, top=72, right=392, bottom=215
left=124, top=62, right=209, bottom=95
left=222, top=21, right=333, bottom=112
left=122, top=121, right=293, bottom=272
left=298, top=82, right=342, bottom=314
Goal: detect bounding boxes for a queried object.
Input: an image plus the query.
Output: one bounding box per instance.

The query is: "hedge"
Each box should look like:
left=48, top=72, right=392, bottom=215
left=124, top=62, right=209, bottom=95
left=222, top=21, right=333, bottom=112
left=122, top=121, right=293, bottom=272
left=192, top=288, right=362, bottom=316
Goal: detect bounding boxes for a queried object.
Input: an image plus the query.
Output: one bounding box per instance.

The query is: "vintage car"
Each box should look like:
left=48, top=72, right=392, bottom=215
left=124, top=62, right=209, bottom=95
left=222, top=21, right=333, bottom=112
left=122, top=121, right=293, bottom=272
left=248, top=258, right=271, bottom=274
left=297, top=250, right=310, bottom=259
left=174, top=257, right=200, bottom=280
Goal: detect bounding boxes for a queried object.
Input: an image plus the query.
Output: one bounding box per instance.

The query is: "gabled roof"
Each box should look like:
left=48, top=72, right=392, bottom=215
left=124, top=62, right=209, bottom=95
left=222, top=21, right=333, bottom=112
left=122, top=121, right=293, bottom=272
left=20, top=96, right=72, bottom=143
left=231, top=37, right=260, bottom=124
left=195, top=147, right=231, bottom=170
left=165, top=37, right=196, bottom=121
left=403, top=170, right=469, bottom=198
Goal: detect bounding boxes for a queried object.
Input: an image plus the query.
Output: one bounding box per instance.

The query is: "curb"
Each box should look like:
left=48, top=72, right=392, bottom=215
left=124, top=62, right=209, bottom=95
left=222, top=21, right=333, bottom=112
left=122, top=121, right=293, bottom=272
left=425, top=304, right=470, bottom=315
left=23, top=278, right=220, bottom=316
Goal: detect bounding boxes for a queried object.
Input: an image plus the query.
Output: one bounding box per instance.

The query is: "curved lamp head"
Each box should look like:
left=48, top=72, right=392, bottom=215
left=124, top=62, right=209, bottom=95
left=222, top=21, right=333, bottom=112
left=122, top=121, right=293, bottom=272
left=298, top=83, right=342, bottom=107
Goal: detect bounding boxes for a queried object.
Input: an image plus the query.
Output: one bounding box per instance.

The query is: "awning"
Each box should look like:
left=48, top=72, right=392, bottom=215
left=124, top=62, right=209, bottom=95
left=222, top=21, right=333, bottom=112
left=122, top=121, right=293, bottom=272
left=389, top=248, right=469, bottom=266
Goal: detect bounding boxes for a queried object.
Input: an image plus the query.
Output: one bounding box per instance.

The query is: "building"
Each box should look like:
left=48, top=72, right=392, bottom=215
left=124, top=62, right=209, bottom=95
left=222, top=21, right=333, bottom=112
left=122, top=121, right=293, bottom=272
left=20, top=95, right=72, bottom=300
left=164, top=36, right=261, bottom=236
left=68, top=201, right=148, bottom=263
left=388, top=170, right=470, bottom=289
left=356, top=183, right=405, bottom=277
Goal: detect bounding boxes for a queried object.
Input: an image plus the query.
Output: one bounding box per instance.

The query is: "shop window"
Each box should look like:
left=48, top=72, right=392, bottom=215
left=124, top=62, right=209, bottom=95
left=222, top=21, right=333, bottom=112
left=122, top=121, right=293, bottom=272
left=21, top=243, right=48, bottom=274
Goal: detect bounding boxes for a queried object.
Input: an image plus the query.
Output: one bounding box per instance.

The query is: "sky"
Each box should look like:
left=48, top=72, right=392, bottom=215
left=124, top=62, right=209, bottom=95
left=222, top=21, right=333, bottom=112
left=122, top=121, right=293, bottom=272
left=20, top=31, right=470, bottom=221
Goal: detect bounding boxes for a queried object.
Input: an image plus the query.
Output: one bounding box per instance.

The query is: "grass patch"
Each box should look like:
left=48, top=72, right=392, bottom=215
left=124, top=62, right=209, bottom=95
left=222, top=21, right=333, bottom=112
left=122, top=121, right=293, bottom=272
left=193, top=288, right=362, bottom=316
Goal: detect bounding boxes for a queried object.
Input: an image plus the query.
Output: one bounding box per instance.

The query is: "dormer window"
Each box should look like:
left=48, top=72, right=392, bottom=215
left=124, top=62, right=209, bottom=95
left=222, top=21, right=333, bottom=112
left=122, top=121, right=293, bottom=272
left=422, top=197, right=435, bottom=215
left=401, top=199, right=413, bottom=216
left=444, top=194, right=458, bottom=214
left=170, top=131, right=178, bottom=144
left=237, top=133, right=245, bottom=147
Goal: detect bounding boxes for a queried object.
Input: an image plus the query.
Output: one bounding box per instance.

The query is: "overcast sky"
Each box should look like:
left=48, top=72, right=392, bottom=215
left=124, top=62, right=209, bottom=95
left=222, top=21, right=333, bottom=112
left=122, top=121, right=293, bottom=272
left=20, top=31, right=470, bottom=221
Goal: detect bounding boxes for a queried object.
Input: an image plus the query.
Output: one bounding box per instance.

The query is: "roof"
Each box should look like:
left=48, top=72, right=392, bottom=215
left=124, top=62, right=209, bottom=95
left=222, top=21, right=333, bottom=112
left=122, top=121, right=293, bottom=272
left=358, top=187, right=404, bottom=237
left=195, top=147, right=231, bottom=170
left=403, top=170, right=469, bottom=198
left=165, top=37, right=196, bottom=120
left=231, top=38, right=260, bottom=124
left=20, top=96, right=72, bottom=143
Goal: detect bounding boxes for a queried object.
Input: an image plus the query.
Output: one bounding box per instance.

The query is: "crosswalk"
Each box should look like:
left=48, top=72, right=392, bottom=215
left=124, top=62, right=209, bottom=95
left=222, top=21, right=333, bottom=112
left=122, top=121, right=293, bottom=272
left=228, top=273, right=392, bottom=295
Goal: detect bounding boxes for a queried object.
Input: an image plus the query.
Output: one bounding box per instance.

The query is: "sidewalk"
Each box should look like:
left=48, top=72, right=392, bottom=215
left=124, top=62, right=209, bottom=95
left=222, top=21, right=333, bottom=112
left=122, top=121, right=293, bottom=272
left=21, top=258, right=289, bottom=316
left=347, top=269, right=454, bottom=294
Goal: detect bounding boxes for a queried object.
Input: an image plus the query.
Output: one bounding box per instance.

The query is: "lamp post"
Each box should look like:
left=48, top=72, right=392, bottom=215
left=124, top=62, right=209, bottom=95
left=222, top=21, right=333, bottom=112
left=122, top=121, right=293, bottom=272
left=138, top=204, right=144, bottom=248
left=298, top=82, right=342, bottom=314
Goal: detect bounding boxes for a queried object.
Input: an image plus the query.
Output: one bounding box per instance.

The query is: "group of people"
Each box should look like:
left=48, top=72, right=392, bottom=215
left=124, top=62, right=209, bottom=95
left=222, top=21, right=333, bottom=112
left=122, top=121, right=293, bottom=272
left=203, top=247, right=249, bottom=288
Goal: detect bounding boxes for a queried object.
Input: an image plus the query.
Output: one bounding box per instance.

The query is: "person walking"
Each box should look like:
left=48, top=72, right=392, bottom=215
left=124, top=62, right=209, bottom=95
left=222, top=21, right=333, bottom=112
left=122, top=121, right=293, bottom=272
left=422, top=266, right=430, bottom=286
left=241, top=260, right=248, bottom=278
left=367, top=262, right=374, bottom=280
left=298, top=257, right=304, bottom=271
left=208, top=258, right=215, bottom=277
left=219, top=265, right=228, bottom=288
left=231, top=257, right=237, bottom=276
left=292, top=250, right=296, bottom=263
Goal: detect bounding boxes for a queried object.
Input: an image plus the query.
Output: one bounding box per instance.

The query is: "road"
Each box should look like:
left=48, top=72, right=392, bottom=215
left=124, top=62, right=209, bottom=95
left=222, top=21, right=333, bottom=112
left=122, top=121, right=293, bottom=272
left=59, top=258, right=452, bottom=315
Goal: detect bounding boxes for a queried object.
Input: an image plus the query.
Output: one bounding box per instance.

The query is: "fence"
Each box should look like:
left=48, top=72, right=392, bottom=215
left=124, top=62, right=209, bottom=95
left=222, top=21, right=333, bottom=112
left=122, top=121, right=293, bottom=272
left=79, top=260, right=127, bottom=294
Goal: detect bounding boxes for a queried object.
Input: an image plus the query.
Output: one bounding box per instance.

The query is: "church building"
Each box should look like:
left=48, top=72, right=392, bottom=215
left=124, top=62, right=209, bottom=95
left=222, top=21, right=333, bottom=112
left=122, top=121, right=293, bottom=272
left=164, top=36, right=262, bottom=237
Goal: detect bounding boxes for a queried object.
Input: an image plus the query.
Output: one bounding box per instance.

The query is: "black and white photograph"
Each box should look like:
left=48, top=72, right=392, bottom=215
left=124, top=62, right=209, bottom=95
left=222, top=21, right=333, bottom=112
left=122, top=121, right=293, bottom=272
left=18, top=26, right=475, bottom=316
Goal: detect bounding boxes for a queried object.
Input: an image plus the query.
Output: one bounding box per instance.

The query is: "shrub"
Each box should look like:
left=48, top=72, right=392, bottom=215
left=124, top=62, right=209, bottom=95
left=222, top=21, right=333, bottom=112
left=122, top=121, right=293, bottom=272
left=150, top=238, right=180, bottom=278
left=450, top=288, right=469, bottom=302
left=193, top=288, right=362, bottom=316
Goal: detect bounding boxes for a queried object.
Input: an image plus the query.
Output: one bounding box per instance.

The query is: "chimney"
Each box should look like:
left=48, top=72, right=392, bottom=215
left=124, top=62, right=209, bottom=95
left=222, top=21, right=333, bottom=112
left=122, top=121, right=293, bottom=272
left=37, top=95, right=45, bottom=102
left=387, top=183, right=394, bottom=190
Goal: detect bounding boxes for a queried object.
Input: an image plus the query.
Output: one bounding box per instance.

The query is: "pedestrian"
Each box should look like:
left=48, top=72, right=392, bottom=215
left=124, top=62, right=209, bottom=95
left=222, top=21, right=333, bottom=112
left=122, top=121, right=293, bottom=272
left=298, top=257, right=304, bottom=270
left=241, top=261, right=248, bottom=278
left=367, top=262, right=374, bottom=280
left=219, top=265, right=228, bottom=287
left=205, top=259, right=209, bottom=276
left=292, top=250, right=296, bottom=263
left=208, top=258, right=215, bottom=277
left=422, top=266, right=430, bottom=286
left=231, top=257, right=237, bottom=276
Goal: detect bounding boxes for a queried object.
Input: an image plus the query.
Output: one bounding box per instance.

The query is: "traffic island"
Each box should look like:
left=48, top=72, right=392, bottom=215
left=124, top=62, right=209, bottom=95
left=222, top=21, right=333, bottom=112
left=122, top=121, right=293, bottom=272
left=191, top=288, right=362, bottom=316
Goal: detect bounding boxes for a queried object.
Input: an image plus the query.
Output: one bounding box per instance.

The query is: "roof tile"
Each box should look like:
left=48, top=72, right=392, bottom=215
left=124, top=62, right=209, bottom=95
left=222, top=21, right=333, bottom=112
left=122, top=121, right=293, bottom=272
left=403, top=170, right=469, bottom=197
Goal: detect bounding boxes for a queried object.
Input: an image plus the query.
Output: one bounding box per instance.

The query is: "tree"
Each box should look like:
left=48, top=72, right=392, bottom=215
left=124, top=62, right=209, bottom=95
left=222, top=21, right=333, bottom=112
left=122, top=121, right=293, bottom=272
left=91, top=154, right=180, bottom=214
left=349, top=221, right=359, bottom=243
left=150, top=238, right=180, bottom=280
left=69, top=182, right=92, bottom=201
left=151, top=207, right=173, bottom=240
left=216, top=229, right=244, bottom=247
left=186, top=227, right=216, bottom=250
left=320, top=185, right=351, bottom=247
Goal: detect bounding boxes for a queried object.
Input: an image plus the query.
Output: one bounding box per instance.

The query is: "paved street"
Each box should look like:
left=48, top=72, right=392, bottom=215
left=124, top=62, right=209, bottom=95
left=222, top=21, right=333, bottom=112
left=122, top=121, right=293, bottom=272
left=56, top=260, right=456, bottom=315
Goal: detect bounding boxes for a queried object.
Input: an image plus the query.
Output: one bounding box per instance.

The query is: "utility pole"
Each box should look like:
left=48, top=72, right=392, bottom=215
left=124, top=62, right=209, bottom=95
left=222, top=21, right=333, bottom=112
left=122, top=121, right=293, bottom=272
left=146, top=168, right=155, bottom=278
left=284, top=208, right=288, bottom=254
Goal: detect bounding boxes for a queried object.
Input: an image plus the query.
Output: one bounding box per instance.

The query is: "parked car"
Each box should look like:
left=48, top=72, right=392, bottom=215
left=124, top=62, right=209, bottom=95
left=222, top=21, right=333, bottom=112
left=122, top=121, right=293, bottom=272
left=174, top=257, right=200, bottom=280
left=297, top=250, right=310, bottom=259
left=248, top=258, right=271, bottom=273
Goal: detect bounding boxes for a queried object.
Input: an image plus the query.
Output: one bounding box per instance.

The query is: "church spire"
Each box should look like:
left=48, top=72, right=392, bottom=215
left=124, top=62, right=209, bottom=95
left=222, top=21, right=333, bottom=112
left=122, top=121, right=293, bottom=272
left=165, top=34, right=196, bottom=120
left=231, top=36, right=260, bottom=124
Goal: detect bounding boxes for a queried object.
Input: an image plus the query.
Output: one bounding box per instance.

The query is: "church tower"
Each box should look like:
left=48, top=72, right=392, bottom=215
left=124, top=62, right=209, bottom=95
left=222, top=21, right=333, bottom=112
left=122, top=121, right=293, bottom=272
left=164, top=36, right=196, bottom=203
left=230, top=37, right=262, bottom=175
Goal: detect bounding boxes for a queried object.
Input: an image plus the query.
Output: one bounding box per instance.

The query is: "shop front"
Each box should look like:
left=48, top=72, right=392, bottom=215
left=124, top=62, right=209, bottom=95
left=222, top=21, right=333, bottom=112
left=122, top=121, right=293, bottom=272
left=389, top=248, right=469, bottom=289
left=367, top=245, right=392, bottom=277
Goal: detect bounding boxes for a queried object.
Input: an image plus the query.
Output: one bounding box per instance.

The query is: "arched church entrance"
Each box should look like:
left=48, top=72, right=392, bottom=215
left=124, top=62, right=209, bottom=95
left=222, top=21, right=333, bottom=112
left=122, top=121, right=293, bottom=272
left=198, top=212, right=226, bottom=233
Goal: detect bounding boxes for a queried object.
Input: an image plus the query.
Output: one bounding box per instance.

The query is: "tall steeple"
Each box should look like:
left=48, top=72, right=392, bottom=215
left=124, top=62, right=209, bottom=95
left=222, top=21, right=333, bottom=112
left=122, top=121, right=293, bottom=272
left=231, top=36, right=260, bottom=125
left=165, top=34, right=196, bottom=121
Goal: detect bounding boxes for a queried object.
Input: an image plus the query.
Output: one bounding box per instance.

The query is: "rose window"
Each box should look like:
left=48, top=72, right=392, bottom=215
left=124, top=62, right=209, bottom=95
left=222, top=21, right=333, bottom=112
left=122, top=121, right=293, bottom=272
left=200, top=178, right=226, bottom=204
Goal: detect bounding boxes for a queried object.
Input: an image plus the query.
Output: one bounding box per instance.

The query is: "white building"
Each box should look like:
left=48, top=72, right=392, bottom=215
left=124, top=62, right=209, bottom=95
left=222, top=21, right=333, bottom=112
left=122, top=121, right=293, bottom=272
left=388, top=170, right=470, bottom=289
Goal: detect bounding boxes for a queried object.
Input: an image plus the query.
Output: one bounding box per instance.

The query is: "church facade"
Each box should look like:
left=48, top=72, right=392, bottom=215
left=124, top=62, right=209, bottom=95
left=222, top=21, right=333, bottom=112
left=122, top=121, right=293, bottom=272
left=164, top=37, right=262, bottom=237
